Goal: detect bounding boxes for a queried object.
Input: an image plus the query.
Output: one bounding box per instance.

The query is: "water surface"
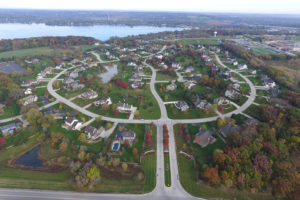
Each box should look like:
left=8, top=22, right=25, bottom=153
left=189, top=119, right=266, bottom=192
left=0, top=23, right=184, bottom=41
left=15, top=146, right=45, bottom=168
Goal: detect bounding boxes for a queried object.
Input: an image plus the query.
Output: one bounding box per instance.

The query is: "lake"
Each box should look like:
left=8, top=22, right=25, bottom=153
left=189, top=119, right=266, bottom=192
left=99, top=64, right=118, bottom=83
left=0, top=23, right=184, bottom=41
left=15, top=146, right=45, bottom=168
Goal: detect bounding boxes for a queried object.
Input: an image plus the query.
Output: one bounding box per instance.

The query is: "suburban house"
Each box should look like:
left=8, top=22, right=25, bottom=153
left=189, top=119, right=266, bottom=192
left=238, top=64, right=248, bottom=70
left=219, top=70, right=231, bottom=80
left=129, top=74, right=142, bottom=83
left=65, top=82, right=84, bottom=91
left=84, top=126, right=105, bottom=140
left=263, top=79, right=276, bottom=88
left=0, top=103, right=5, bottom=109
left=193, top=98, right=211, bottom=110
left=131, top=81, right=141, bottom=89
left=116, top=128, right=136, bottom=144
left=214, top=97, right=230, bottom=106
left=0, top=122, right=22, bottom=136
left=193, top=129, right=216, bottom=148
left=128, top=62, right=137, bottom=67
left=219, top=124, right=241, bottom=137
left=22, top=95, right=38, bottom=106
left=21, top=80, right=38, bottom=87
left=172, top=63, right=182, bottom=70
left=80, top=90, right=98, bottom=99
left=64, top=117, right=82, bottom=130
left=184, top=66, right=194, bottom=74
left=246, top=69, right=257, bottom=75
left=229, top=82, right=241, bottom=91
left=225, top=89, right=239, bottom=99
left=117, top=102, right=133, bottom=113
left=166, top=83, right=177, bottom=91
left=184, top=80, right=197, bottom=90
left=63, top=77, right=75, bottom=85
left=94, top=97, right=112, bottom=107
left=24, top=88, right=33, bottom=95
left=69, top=71, right=79, bottom=79
left=232, top=60, right=238, bottom=66
left=175, top=101, right=189, bottom=112
left=56, top=62, right=65, bottom=69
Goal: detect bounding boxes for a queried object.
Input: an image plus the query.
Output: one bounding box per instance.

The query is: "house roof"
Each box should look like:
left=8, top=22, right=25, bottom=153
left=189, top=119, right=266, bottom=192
left=219, top=124, right=241, bottom=137
left=65, top=117, right=76, bottom=124
left=193, top=129, right=215, bottom=147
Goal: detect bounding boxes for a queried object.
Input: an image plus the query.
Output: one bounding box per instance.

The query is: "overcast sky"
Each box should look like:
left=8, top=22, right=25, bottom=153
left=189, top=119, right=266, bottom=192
left=0, top=0, right=300, bottom=14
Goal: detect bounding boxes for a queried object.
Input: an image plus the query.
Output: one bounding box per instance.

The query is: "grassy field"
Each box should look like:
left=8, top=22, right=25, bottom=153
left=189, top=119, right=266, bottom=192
left=141, top=154, right=156, bottom=192
left=252, top=47, right=278, bottom=55
left=0, top=103, right=20, bottom=120
left=177, top=156, right=273, bottom=200
left=166, top=104, right=217, bottom=119
left=164, top=154, right=171, bottom=187
left=173, top=38, right=221, bottom=45
left=156, top=72, right=176, bottom=81
left=0, top=45, right=95, bottom=59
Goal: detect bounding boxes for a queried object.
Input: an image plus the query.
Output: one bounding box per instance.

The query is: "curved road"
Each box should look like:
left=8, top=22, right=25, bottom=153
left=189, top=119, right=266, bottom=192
left=0, top=47, right=256, bottom=200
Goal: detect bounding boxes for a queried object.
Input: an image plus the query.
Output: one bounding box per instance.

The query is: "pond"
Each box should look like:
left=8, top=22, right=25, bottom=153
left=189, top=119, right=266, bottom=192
left=15, top=146, right=45, bottom=168
left=99, top=64, right=118, bottom=83
left=0, top=63, right=25, bottom=74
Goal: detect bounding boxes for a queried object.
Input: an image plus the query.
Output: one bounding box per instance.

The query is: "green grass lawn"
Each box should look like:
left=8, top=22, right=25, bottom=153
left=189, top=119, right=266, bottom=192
left=174, top=38, right=221, bottom=45
left=177, top=156, right=273, bottom=200
left=166, top=104, right=217, bottom=119
left=141, top=154, right=156, bottom=192
left=72, top=97, right=96, bottom=107
left=156, top=72, right=176, bottom=81
left=252, top=47, right=278, bottom=55
left=254, top=96, right=269, bottom=105
left=164, top=154, right=171, bottom=187
left=0, top=103, right=20, bottom=120
left=0, top=45, right=95, bottom=59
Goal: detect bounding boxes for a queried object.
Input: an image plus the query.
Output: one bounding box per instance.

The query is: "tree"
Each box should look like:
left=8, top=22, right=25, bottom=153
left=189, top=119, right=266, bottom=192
left=120, top=81, right=126, bottom=89
left=112, top=158, right=120, bottom=167
left=113, top=110, right=119, bottom=115
left=202, top=167, right=220, bottom=184
left=122, top=163, right=128, bottom=171
left=88, top=81, right=92, bottom=87
left=78, top=151, right=86, bottom=161
left=179, top=130, right=183, bottom=136
left=218, top=106, right=224, bottom=113
left=95, top=116, right=102, bottom=123
left=87, top=167, right=100, bottom=181
left=25, top=108, right=43, bottom=128
left=106, top=123, right=112, bottom=129
left=78, top=133, right=86, bottom=143
left=80, top=77, right=85, bottom=83
left=217, top=118, right=226, bottom=128
left=185, top=134, right=190, bottom=142
left=134, top=110, right=140, bottom=118
left=0, top=137, right=6, bottom=150
left=132, top=148, right=138, bottom=156
left=59, top=140, right=68, bottom=152
left=115, top=80, right=120, bottom=87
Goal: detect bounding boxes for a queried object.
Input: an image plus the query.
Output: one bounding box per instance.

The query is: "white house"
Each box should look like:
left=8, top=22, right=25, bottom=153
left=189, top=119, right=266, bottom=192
left=166, top=83, right=177, bottom=91
left=225, top=89, right=239, bottom=99
left=94, top=97, right=112, bottom=107
left=264, top=79, right=276, bottom=89
left=238, top=64, right=248, bottom=70
left=64, top=117, right=82, bottom=130
left=184, top=80, right=197, bottom=90
left=214, top=97, right=230, bottom=106
left=24, top=88, right=32, bottom=95
left=175, top=101, right=189, bottom=112
left=84, top=126, right=105, bottom=140
left=22, top=95, right=38, bottom=106
left=80, top=90, right=98, bottom=99
left=117, top=102, right=133, bottom=113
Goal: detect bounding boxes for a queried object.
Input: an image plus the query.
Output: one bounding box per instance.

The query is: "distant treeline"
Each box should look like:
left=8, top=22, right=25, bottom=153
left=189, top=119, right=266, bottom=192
left=0, top=36, right=97, bottom=53
left=1, top=9, right=300, bottom=28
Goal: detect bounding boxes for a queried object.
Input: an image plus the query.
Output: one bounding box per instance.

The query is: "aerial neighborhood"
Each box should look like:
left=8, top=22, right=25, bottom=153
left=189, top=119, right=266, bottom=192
left=0, top=23, right=299, bottom=200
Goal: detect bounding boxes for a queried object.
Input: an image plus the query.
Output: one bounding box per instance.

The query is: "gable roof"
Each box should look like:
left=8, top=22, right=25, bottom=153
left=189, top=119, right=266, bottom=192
left=219, top=124, right=241, bottom=137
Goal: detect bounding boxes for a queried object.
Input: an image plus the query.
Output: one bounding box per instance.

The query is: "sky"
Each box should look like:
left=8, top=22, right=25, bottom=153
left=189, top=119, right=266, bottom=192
left=0, top=0, right=300, bottom=14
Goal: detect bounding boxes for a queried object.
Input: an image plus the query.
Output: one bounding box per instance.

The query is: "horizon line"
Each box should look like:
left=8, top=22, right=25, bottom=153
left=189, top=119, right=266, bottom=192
left=1, top=8, right=300, bottom=16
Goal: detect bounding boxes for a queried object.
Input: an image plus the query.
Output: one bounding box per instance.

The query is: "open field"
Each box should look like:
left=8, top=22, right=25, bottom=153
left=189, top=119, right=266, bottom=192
left=172, top=38, right=221, bottom=45
left=0, top=45, right=94, bottom=59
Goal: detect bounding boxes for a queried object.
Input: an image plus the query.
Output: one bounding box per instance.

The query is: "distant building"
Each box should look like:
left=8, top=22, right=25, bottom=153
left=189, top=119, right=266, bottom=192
left=166, top=83, right=177, bottom=92
left=22, top=95, right=38, bottom=106
left=80, top=90, right=98, bottom=99
left=64, top=117, right=82, bottom=130
left=94, top=97, right=112, bottom=107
